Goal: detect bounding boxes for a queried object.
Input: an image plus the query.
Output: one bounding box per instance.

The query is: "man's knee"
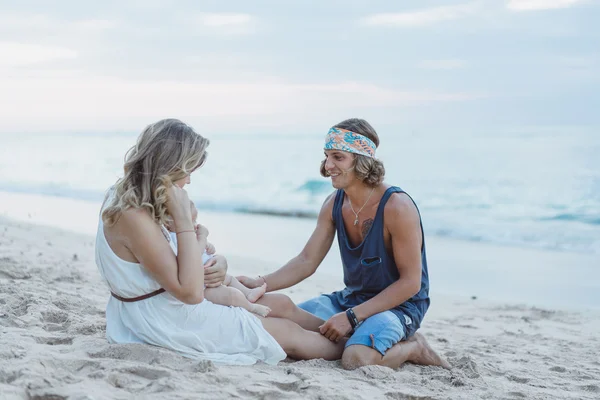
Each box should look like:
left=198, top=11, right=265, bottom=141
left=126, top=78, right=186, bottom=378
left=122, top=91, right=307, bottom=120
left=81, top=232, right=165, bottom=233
left=341, top=345, right=382, bottom=370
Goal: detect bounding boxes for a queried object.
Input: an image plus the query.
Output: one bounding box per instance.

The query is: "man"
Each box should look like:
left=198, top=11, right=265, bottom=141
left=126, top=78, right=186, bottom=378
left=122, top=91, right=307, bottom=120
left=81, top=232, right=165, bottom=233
left=239, top=118, right=449, bottom=370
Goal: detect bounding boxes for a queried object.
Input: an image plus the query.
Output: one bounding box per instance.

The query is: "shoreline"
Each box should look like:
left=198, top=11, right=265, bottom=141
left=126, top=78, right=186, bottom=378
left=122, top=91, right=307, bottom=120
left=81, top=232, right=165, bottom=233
left=1, top=190, right=599, bottom=311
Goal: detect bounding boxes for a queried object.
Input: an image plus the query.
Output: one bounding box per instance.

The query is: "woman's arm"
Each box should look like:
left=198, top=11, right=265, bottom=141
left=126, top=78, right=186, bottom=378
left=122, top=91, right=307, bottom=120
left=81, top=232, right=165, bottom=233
left=119, top=187, right=208, bottom=304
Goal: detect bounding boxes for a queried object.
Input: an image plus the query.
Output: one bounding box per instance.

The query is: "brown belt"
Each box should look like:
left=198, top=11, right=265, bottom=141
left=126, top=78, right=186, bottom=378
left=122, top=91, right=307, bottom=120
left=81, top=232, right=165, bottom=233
left=111, top=288, right=165, bottom=302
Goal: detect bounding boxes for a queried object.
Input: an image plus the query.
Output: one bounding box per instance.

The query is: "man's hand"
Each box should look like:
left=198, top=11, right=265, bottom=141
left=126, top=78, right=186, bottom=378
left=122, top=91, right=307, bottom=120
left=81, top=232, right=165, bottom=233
left=236, top=275, right=264, bottom=289
left=204, top=255, right=227, bottom=288
left=319, top=312, right=352, bottom=342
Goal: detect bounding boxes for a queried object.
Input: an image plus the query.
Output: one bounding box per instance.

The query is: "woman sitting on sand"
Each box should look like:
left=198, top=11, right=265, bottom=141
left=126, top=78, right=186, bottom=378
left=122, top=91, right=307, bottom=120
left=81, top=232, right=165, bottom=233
left=95, top=118, right=344, bottom=365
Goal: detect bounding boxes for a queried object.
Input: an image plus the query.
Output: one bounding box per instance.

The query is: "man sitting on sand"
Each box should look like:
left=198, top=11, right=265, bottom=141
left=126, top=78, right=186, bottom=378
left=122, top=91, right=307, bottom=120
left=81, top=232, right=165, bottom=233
left=239, top=118, right=450, bottom=370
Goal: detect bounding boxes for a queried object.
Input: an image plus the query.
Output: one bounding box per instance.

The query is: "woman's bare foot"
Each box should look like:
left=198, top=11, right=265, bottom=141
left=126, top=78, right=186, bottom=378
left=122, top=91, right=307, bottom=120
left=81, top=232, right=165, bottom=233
left=246, top=283, right=267, bottom=303
left=408, top=333, right=451, bottom=369
left=250, top=303, right=271, bottom=317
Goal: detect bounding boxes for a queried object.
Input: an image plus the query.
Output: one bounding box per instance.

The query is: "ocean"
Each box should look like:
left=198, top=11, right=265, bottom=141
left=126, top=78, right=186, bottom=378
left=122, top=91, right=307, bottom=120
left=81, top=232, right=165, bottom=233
left=1, top=127, right=598, bottom=255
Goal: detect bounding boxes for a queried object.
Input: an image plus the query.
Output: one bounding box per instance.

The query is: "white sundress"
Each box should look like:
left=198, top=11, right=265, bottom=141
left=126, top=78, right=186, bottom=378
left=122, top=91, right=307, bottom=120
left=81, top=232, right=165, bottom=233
left=94, top=193, right=286, bottom=365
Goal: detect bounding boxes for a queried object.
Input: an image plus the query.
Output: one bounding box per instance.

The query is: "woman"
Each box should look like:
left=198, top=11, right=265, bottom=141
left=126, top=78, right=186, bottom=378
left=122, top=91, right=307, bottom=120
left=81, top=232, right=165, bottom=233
left=95, top=118, right=344, bottom=365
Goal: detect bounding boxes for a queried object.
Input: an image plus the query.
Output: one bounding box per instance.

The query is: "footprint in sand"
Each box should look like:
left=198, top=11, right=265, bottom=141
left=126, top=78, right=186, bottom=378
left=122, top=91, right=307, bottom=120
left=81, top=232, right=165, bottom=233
left=89, top=343, right=188, bottom=367
left=507, top=375, right=529, bottom=384
left=0, top=257, right=31, bottom=280
left=270, top=379, right=310, bottom=392
left=41, top=310, right=71, bottom=332
left=120, top=366, right=172, bottom=380
left=581, top=384, right=599, bottom=392
left=34, top=336, right=74, bottom=346
left=192, top=360, right=216, bottom=373
left=385, top=392, right=436, bottom=400
left=0, top=368, right=23, bottom=384
left=549, top=366, right=567, bottom=373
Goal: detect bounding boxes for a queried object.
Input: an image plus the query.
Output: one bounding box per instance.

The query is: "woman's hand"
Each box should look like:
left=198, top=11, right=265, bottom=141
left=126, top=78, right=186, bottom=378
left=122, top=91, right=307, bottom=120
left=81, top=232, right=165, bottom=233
left=166, top=185, right=192, bottom=230
left=204, top=254, right=228, bottom=287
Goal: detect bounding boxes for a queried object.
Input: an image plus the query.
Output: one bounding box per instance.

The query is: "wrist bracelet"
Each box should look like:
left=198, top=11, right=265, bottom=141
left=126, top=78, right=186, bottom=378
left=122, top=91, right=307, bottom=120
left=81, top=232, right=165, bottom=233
left=176, top=229, right=195, bottom=235
left=345, top=308, right=359, bottom=329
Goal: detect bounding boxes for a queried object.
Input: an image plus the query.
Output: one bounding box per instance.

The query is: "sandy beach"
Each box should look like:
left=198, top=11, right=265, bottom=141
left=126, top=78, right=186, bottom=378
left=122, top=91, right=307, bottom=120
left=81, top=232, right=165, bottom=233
left=1, top=192, right=600, bottom=400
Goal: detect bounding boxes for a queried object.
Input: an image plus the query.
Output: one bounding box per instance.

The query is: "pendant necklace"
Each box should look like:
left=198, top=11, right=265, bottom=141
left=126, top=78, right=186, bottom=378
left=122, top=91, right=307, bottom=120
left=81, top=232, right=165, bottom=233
left=348, top=187, right=375, bottom=226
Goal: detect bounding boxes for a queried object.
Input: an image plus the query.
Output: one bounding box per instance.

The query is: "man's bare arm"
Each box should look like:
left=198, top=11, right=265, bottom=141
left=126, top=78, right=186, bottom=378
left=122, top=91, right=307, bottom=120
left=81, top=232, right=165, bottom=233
left=238, top=193, right=336, bottom=291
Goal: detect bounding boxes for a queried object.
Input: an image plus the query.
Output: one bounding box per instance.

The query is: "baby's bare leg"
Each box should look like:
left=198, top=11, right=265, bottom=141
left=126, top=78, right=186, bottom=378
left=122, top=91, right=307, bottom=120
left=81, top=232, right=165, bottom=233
left=205, top=285, right=271, bottom=317
left=224, top=274, right=267, bottom=303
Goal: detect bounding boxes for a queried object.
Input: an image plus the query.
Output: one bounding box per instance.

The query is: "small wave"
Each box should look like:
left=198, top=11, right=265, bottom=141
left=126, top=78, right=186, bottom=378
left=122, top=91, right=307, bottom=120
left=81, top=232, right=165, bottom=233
left=236, top=208, right=318, bottom=219
left=538, top=213, right=600, bottom=226
left=296, top=179, right=331, bottom=195
left=0, top=183, right=106, bottom=202
left=192, top=200, right=318, bottom=219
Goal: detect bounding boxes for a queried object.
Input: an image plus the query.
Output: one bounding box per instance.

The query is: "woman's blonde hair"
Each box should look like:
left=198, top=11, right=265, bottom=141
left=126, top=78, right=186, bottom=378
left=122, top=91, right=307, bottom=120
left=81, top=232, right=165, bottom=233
left=320, top=118, right=385, bottom=187
left=102, top=118, right=209, bottom=227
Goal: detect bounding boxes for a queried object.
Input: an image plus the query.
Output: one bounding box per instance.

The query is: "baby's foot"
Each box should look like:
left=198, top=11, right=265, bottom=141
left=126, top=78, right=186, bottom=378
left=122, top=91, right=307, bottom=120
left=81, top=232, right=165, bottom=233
left=246, top=282, right=267, bottom=303
left=250, top=304, right=271, bottom=317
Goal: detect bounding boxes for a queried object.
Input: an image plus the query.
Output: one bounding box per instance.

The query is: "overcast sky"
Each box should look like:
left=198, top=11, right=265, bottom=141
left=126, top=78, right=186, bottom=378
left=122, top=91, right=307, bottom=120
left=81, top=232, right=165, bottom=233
left=0, top=0, right=598, bottom=134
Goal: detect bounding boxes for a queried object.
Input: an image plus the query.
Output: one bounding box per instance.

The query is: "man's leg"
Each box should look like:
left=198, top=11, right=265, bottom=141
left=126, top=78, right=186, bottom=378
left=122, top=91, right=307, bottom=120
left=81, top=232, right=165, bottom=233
left=342, top=334, right=450, bottom=370
left=254, top=293, right=338, bottom=332
left=339, top=311, right=450, bottom=370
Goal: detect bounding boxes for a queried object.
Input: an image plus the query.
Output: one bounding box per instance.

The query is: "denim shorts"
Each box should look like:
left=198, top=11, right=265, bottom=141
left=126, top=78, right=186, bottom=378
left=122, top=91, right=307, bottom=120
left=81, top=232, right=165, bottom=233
left=298, top=295, right=408, bottom=356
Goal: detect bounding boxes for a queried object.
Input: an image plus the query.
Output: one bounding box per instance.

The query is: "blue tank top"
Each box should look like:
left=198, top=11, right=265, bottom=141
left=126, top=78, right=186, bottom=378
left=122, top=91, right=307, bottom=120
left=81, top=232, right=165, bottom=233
left=325, top=186, right=430, bottom=337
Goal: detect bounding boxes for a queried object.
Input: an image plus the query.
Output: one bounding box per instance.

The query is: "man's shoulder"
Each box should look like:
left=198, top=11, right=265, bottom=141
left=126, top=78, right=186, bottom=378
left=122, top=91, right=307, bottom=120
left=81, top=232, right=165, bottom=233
left=316, top=190, right=338, bottom=222
left=322, top=190, right=338, bottom=208
left=383, top=189, right=419, bottom=222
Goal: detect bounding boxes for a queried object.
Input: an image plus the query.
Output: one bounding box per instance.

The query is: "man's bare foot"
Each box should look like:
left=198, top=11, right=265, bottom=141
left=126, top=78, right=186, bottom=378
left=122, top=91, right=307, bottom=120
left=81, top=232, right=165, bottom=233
left=246, top=283, right=267, bottom=303
left=250, top=303, right=271, bottom=317
left=408, top=333, right=451, bottom=369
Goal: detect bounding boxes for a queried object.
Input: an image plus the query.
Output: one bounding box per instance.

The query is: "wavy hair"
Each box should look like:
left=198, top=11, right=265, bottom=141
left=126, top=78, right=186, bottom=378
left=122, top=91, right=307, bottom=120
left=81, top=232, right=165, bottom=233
left=102, top=119, right=209, bottom=227
left=320, top=118, right=385, bottom=187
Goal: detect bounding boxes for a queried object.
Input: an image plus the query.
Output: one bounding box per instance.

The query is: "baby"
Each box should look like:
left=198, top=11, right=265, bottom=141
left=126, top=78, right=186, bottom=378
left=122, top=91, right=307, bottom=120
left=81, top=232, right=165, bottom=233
left=168, top=201, right=271, bottom=317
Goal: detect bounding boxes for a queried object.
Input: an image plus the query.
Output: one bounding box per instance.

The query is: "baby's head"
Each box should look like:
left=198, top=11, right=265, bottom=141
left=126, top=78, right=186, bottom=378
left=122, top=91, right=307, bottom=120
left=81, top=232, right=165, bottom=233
left=190, top=200, right=198, bottom=224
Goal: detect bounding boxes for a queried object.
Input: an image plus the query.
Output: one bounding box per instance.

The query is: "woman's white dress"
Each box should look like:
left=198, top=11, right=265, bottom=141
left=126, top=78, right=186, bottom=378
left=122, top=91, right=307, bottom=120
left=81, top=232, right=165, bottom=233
left=94, top=195, right=286, bottom=365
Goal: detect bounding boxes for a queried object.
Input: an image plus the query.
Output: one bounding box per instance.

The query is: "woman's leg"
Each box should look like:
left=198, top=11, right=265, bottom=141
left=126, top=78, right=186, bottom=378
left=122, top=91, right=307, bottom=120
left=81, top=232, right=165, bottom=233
left=258, top=316, right=345, bottom=361
left=255, top=293, right=325, bottom=331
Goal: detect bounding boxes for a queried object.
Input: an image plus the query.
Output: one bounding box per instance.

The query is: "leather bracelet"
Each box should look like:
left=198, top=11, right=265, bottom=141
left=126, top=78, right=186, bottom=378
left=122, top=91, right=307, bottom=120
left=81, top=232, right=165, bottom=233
left=346, top=308, right=359, bottom=329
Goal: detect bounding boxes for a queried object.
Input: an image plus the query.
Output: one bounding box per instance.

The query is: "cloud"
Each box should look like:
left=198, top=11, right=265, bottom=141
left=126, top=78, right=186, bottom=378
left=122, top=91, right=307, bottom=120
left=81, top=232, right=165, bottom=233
left=0, top=75, right=484, bottom=131
left=0, top=42, right=77, bottom=67
left=418, top=59, right=468, bottom=70
left=191, top=13, right=256, bottom=34
left=71, top=19, right=117, bottom=31
left=0, top=13, right=116, bottom=32
left=507, top=0, right=587, bottom=11
left=361, top=3, right=479, bottom=27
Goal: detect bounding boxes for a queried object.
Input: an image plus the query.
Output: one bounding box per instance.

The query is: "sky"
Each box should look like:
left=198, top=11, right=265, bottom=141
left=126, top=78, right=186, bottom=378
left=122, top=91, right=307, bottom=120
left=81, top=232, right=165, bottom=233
left=0, top=0, right=598, bottom=135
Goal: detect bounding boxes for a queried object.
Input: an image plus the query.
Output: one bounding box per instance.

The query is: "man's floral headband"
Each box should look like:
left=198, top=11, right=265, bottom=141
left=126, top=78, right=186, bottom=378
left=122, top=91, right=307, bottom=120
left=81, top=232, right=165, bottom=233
left=324, top=127, right=376, bottom=158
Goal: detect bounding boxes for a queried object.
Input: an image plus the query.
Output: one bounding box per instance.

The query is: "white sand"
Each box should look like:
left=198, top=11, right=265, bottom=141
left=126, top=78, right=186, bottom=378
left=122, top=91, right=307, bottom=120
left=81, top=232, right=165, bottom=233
left=1, top=192, right=600, bottom=399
